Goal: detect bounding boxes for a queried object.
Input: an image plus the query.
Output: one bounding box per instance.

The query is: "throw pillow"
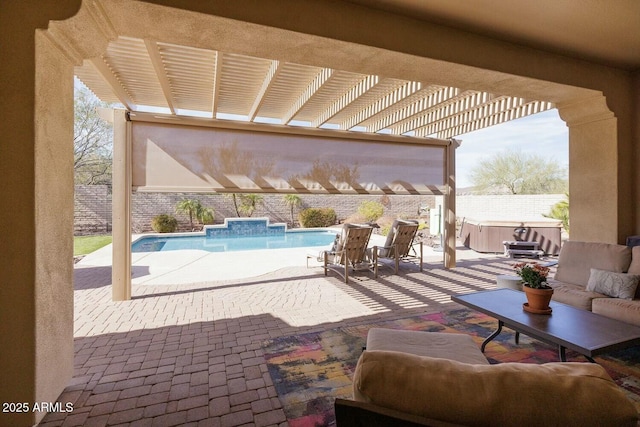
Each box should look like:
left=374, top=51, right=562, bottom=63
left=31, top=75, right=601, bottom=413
left=586, top=268, right=640, bottom=299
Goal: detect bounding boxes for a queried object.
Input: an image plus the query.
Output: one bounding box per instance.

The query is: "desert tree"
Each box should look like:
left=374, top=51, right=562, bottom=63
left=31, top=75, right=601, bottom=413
left=74, top=82, right=114, bottom=185
left=469, top=150, right=567, bottom=194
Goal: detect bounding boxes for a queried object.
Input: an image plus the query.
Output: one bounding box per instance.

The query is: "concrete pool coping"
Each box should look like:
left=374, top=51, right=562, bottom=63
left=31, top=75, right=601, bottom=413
left=77, top=231, right=462, bottom=285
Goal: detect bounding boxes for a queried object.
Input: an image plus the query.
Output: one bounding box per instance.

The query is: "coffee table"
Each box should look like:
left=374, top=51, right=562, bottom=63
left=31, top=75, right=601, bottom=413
left=452, top=289, right=640, bottom=362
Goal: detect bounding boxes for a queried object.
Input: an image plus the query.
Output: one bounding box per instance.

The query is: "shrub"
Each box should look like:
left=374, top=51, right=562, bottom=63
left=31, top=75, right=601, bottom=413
left=376, top=216, right=395, bottom=236
left=298, top=208, right=337, bottom=228
left=342, top=212, right=367, bottom=224
left=151, top=214, right=178, bottom=233
left=357, top=201, right=384, bottom=222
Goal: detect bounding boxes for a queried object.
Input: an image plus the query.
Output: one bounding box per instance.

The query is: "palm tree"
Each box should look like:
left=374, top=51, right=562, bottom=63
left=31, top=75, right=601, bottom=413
left=175, top=198, right=202, bottom=231
left=238, top=194, right=263, bottom=217
left=225, top=194, right=242, bottom=217
left=544, top=193, right=569, bottom=233
left=196, top=206, right=215, bottom=226
left=283, top=194, right=302, bottom=227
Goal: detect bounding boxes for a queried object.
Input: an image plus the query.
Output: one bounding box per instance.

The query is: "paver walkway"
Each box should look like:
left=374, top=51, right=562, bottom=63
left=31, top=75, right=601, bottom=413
left=40, top=250, right=526, bottom=427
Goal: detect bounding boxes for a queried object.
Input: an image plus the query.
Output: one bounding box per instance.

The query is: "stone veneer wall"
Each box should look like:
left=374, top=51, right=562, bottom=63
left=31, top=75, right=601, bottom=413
left=131, top=193, right=433, bottom=233
left=74, top=186, right=567, bottom=235
left=74, top=186, right=433, bottom=234
left=74, top=185, right=112, bottom=235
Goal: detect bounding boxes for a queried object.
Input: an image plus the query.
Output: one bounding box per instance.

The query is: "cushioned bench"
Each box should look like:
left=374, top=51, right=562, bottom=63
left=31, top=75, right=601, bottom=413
left=335, top=328, right=638, bottom=427
left=364, top=328, right=489, bottom=365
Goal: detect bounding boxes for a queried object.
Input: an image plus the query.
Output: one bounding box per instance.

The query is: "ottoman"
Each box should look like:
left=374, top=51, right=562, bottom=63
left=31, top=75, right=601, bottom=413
left=365, top=328, right=489, bottom=365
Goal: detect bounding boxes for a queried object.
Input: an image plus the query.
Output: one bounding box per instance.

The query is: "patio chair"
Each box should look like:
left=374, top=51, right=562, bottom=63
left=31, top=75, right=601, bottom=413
left=370, top=219, right=423, bottom=277
left=323, top=223, right=374, bottom=283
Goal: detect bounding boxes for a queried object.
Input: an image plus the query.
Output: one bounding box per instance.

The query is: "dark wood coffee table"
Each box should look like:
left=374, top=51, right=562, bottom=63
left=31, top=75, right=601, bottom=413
left=452, top=289, right=640, bottom=362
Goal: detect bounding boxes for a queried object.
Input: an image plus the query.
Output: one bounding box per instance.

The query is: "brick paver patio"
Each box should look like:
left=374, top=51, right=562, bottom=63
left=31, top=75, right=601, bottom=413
left=39, top=252, right=524, bottom=427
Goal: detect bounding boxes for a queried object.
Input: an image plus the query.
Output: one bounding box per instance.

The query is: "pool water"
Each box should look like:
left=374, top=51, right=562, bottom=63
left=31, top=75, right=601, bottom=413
left=132, top=230, right=338, bottom=253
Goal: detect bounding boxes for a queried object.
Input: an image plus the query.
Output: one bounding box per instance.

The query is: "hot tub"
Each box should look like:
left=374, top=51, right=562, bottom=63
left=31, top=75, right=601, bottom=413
left=459, top=218, right=562, bottom=255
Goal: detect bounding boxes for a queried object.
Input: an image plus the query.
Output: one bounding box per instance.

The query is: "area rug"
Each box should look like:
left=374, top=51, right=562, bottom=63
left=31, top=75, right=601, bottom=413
left=263, top=308, right=640, bottom=427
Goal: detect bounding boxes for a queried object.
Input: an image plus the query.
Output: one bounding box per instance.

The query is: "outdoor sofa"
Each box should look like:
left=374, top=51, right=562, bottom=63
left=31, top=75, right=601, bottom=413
left=547, top=240, right=640, bottom=326
left=335, top=328, right=637, bottom=426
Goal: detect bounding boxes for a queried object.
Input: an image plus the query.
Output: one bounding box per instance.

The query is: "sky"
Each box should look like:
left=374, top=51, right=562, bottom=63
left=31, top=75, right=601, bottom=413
left=454, top=108, right=568, bottom=188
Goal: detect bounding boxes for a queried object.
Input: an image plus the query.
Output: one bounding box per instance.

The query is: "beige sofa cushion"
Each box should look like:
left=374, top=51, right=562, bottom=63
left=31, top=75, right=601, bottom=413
left=353, top=350, right=637, bottom=427
left=547, top=279, right=609, bottom=311
left=554, top=241, right=632, bottom=287
left=627, top=246, right=640, bottom=274
left=626, top=246, right=640, bottom=298
left=592, top=298, right=640, bottom=326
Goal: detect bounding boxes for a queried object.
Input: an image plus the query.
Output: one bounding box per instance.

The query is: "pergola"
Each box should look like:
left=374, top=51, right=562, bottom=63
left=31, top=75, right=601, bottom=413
left=76, top=36, right=552, bottom=138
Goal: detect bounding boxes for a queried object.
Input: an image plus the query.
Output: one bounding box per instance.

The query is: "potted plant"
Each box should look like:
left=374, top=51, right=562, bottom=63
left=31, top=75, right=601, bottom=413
left=513, top=262, right=554, bottom=314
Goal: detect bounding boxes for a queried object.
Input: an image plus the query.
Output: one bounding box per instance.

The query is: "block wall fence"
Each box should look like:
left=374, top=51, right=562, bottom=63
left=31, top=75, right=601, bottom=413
left=455, top=194, right=566, bottom=222
left=74, top=185, right=565, bottom=235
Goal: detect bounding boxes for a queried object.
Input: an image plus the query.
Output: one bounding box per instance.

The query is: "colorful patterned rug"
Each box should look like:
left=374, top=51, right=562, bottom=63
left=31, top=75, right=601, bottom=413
left=263, top=308, right=640, bottom=427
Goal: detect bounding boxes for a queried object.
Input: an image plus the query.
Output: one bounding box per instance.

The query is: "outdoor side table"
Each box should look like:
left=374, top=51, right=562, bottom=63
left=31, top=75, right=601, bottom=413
left=496, top=275, right=522, bottom=291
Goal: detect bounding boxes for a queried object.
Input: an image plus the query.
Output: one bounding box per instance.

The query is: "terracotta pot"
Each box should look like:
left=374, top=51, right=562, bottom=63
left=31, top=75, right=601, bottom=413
left=523, top=285, right=554, bottom=311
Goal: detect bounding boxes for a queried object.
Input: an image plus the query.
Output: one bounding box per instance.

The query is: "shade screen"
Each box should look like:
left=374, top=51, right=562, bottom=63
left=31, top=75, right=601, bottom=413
left=131, top=121, right=447, bottom=195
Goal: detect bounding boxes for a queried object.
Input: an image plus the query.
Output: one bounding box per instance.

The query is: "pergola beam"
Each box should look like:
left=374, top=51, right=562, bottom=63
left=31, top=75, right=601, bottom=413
left=363, top=86, right=447, bottom=133
left=339, top=81, right=422, bottom=130
left=419, top=100, right=555, bottom=139
left=248, top=60, right=280, bottom=121
left=389, top=88, right=471, bottom=135
left=282, top=68, right=334, bottom=124
left=144, top=39, right=176, bottom=114
left=310, top=74, right=379, bottom=127
left=89, top=58, right=137, bottom=110
left=415, top=95, right=513, bottom=138
left=211, top=51, right=222, bottom=117
left=400, top=91, right=496, bottom=136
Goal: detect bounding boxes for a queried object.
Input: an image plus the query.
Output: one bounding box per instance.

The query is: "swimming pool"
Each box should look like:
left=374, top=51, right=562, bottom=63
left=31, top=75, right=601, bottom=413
left=132, top=229, right=338, bottom=253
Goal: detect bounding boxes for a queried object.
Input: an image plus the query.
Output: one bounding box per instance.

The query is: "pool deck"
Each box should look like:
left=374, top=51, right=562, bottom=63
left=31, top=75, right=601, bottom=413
left=44, top=237, right=540, bottom=427
left=79, top=233, right=467, bottom=284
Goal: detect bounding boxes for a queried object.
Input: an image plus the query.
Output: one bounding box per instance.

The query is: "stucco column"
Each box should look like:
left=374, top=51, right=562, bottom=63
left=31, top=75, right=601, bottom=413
left=0, top=2, right=80, bottom=425
left=634, top=72, right=640, bottom=234
left=557, top=95, right=618, bottom=243
left=112, top=110, right=132, bottom=301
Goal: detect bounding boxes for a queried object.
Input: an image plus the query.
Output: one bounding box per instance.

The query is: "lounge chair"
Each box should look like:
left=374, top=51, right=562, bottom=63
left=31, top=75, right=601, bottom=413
left=370, top=219, right=423, bottom=277
left=322, top=223, right=374, bottom=283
